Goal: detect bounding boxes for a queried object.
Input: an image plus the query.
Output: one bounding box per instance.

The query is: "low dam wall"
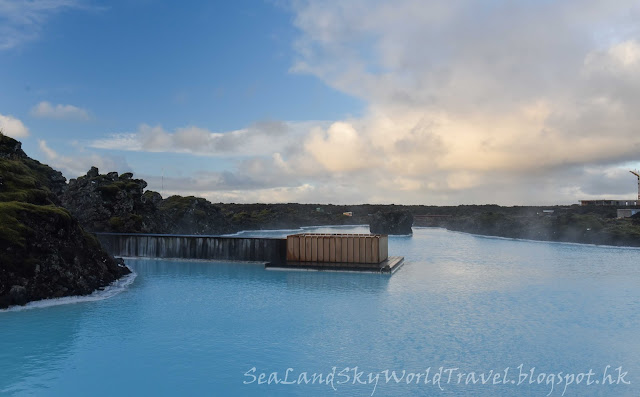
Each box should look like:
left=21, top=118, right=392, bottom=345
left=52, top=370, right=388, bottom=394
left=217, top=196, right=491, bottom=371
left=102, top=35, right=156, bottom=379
left=95, top=233, right=287, bottom=265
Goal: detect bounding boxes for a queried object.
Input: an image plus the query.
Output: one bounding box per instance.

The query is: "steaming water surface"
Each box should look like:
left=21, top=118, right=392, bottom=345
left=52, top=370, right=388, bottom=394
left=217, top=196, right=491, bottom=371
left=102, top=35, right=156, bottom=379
left=1, top=226, right=639, bottom=396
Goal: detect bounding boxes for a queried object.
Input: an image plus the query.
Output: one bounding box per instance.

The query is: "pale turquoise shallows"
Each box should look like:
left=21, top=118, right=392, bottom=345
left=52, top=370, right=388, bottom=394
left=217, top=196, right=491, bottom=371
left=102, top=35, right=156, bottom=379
left=1, top=226, right=639, bottom=396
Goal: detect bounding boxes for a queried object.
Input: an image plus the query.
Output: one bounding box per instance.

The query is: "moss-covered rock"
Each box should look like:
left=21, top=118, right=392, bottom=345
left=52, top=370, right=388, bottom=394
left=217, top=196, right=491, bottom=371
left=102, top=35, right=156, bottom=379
left=61, top=168, right=234, bottom=235
left=61, top=167, right=157, bottom=233
left=0, top=132, right=130, bottom=309
left=0, top=134, right=66, bottom=205
left=369, top=210, right=413, bottom=235
left=158, top=195, right=234, bottom=234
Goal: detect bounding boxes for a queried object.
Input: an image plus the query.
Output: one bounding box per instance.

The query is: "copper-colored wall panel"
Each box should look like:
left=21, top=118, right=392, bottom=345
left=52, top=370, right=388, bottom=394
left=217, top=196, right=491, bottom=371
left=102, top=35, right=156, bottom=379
left=353, top=238, right=358, bottom=262
left=329, top=238, right=336, bottom=262
left=347, top=237, right=354, bottom=262
left=311, top=236, right=318, bottom=261
left=300, top=236, right=307, bottom=261
left=305, top=236, right=312, bottom=261
left=380, top=235, right=388, bottom=261
left=323, top=237, right=330, bottom=262
left=341, top=237, right=348, bottom=262
left=286, top=235, right=297, bottom=261
left=365, top=238, right=372, bottom=263
left=293, top=236, right=300, bottom=261
left=371, top=237, right=379, bottom=263
left=317, top=236, right=324, bottom=261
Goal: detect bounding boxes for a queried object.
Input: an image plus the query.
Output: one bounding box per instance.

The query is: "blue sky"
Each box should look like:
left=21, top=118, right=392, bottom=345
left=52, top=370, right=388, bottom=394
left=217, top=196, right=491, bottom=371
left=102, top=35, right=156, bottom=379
left=1, top=0, right=640, bottom=204
left=0, top=1, right=361, bottom=174
left=0, top=0, right=362, bottom=126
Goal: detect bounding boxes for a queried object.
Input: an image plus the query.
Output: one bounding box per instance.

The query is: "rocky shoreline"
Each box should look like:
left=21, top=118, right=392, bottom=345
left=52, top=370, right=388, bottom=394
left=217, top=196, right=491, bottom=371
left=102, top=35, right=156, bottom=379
left=0, top=133, right=130, bottom=309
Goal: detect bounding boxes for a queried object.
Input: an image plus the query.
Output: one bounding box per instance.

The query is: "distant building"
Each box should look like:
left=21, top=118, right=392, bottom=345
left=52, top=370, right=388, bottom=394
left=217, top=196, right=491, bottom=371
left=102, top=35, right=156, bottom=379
left=617, top=209, right=640, bottom=218
left=537, top=209, right=555, bottom=216
left=580, top=200, right=639, bottom=206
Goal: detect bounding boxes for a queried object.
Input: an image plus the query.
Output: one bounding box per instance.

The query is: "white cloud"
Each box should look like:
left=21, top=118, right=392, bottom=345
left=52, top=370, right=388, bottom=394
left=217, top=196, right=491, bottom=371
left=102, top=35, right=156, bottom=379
left=304, top=122, right=375, bottom=172
left=89, top=120, right=329, bottom=157
left=0, top=113, right=29, bottom=138
left=161, top=184, right=319, bottom=205
left=0, top=0, right=92, bottom=50
left=30, top=101, right=90, bottom=121
left=38, top=138, right=57, bottom=158
left=89, top=1, right=640, bottom=204
left=38, top=139, right=130, bottom=177
left=276, top=0, right=640, bottom=203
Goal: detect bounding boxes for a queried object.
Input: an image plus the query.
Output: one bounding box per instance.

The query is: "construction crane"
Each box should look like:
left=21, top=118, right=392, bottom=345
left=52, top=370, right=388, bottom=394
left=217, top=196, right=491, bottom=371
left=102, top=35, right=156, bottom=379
left=631, top=170, right=640, bottom=201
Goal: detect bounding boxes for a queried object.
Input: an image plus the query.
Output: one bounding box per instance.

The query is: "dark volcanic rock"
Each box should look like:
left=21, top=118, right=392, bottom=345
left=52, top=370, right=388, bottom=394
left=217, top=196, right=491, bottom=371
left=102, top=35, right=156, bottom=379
left=61, top=168, right=234, bottom=234
left=0, top=135, right=66, bottom=205
left=61, top=168, right=160, bottom=233
left=9, top=285, right=27, bottom=306
left=0, top=132, right=130, bottom=309
left=0, top=136, right=27, bottom=159
left=369, top=211, right=413, bottom=235
left=158, top=195, right=234, bottom=235
left=218, top=203, right=370, bottom=231
left=0, top=202, right=130, bottom=308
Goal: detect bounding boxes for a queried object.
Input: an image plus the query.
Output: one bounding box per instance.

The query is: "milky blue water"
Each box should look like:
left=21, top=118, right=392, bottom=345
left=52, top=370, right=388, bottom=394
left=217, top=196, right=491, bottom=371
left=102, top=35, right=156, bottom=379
left=1, top=226, right=639, bottom=396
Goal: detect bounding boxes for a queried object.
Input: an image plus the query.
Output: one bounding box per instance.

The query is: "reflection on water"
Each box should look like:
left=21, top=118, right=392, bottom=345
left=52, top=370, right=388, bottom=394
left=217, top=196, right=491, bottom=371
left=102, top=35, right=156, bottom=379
left=1, top=226, right=640, bottom=396
left=129, top=258, right=391, bottom=294
left=281, top=271, right=390, bottom=293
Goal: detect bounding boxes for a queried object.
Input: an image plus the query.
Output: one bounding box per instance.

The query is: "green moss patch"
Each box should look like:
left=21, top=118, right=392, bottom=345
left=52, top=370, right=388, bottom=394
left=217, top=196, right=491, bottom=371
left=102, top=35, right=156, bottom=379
left=159, top=195, right=200, bottom=211
left=0, top=204, right=28, bottom=247
left=0, top=159, right=55, bottom=204
left=98, top=184, right=122, bottom=198
left=0, top=202, right=72, bottom=247
left=97, top=181, right=143, bottom=200
left=108, top=214, right=143, bottom=232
